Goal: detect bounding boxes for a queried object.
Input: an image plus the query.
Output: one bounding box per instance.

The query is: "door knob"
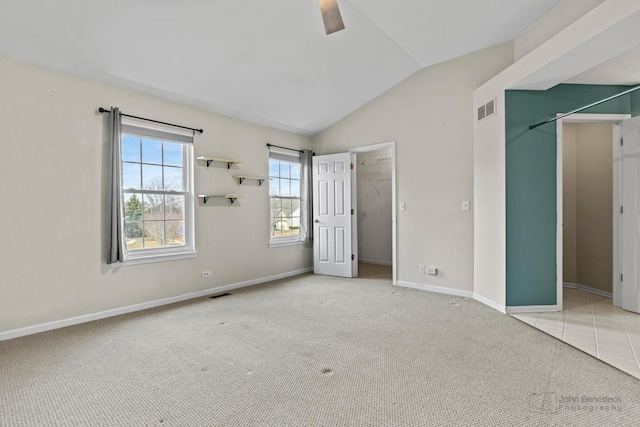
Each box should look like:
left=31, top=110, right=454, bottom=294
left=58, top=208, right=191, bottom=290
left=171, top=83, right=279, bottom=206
left=314, top=219, right=320, bottom=223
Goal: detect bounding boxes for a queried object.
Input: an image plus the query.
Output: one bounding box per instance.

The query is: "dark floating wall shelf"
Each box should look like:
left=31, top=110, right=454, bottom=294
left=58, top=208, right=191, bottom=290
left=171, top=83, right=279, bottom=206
left=234, top=175, right=267, bottom=186
left=198, top=194, right=242, bottom=205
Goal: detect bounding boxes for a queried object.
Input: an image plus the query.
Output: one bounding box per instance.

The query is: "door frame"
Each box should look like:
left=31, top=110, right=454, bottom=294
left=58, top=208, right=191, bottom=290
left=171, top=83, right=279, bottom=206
left=556, top=114, right=630, bottom=309
left=349, top=141, right=397, bottom=285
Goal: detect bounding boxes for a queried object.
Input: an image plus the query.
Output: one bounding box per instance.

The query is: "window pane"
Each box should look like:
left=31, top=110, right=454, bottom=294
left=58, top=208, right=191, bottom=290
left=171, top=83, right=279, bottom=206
left=122, top=135, right=140, bottom=162
left=271, top=198, right=281, bottom=233
left=280, top=162, right=291, bottom=179
left=143, top=194, right=165, bottom=221
left=142, top=138, right=163, bottom=164
left=123, top=162, right=141, bottom=190
left=270, top=178, right=280, bottom=196
left=142, top=164, right=163, bottom=190
left=164, top=142, right=183, bottom=167
left=269, top=159, right=279, bottom=177
left=290, top=180, right=300, bottom=197
left=143, top=221, right=165, bottom=247
left=166, top=221, right=184, bottom=246
left=291, top=198, right=300, bottom=216
left=124, top=192, right=143, bottom=249
left=290, top=216, right=300, bottom=230
left=165, top=195, right=184, bottom=220
left=124, top=221, right=143, bottom=249
left=290, top=162, right=301, bottom=179
left=280, top=179, right=291, bottom=197
left=164, top=166, right=183, bottom=191
left=281, top=198, right=292, bottom=217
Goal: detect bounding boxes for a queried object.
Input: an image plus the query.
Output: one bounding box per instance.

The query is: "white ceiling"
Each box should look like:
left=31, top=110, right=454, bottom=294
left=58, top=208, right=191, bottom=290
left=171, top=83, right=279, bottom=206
left=0, top=0, right=561, bottom=136
left=566, top=44, right=640, bottom=86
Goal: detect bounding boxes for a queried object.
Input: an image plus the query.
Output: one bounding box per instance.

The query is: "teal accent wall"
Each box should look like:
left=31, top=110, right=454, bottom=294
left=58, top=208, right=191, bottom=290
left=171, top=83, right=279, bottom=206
left=505, top=85, right=632, bottom=306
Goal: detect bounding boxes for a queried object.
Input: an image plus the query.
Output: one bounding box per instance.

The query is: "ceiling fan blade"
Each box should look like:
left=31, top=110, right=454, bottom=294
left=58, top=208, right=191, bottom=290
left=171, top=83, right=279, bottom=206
left=319, top=0, right=345, bottom=35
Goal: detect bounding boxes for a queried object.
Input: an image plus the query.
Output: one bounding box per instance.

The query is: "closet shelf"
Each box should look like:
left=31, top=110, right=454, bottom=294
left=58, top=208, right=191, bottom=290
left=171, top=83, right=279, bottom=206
left=234, top=175, right=268, bottom=186
left=197, top=156, right=242, bottom=169
left=198, top=194, right=242, bottom=205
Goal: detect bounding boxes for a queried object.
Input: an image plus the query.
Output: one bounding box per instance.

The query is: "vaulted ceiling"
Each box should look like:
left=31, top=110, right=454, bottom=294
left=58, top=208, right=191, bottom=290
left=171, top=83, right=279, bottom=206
left=0, top=0, right=562, bottom=135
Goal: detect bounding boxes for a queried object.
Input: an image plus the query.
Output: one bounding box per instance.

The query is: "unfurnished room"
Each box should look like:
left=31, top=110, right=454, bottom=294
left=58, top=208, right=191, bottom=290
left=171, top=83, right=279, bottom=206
left=1, top=1, right=640, bottom=426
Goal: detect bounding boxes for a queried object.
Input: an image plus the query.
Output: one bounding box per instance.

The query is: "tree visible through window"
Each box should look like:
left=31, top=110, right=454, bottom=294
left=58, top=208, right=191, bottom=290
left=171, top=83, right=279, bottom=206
left=121, top=130, right=191, bottom=252
left=269, top=156, right=301, bottom=241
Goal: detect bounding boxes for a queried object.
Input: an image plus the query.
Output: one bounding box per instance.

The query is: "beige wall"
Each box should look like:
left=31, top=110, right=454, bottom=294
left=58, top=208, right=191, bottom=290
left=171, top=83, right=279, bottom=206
left=313, top=43, right=514, bottom=293
left=563, top=122, right=613, bottom=293
left=0, top=58, right=312, bottom=334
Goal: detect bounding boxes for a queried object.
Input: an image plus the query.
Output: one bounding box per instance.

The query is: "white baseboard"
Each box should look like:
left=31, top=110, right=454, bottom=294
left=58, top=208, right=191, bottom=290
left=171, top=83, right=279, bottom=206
left=472, top=293, right=506, bottom=313
left=359, top=259, right=392, bottom=266
left=505, top=305, right=560, bottom=314
left=563, top=282, right=613, bottom=299
left=0, top=267, right=312, bottom=342
left=397, top=281, right=474, bottom=299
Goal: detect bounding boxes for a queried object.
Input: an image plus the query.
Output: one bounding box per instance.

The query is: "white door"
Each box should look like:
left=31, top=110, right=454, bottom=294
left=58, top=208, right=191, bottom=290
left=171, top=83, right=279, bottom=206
left=621, top=116, right=640, bottom=313
left=313, top=153, right=353, bottom=277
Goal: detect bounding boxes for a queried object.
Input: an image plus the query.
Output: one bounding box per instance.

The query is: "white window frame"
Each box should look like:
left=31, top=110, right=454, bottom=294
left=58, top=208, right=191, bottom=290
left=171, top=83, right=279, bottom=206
left=120, top=119, right=196, bottom=265
left=269, top=150, right=303, bottom=248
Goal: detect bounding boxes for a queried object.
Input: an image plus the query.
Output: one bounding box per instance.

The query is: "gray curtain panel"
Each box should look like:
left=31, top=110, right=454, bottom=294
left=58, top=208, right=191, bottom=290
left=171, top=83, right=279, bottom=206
left=107, top=107, right=127, bottom=264
left=299, top=149, right=314, bottom=244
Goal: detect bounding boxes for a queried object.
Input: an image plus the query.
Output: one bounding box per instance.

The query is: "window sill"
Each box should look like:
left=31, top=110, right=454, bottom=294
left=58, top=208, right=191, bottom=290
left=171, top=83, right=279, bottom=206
left=121, top=250, right=198, bottom=266
left=269, top=239, right=304, bottom=248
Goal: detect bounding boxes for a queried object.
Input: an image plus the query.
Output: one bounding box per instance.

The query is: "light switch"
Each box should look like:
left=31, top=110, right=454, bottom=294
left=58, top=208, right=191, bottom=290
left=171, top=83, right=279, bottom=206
left=462, top=201, right=470, bottom=211
left=400, top=202, right=406, bottom=211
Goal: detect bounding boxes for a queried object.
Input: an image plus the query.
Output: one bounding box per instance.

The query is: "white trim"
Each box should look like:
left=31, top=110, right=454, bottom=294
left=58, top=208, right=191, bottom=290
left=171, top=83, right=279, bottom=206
left=505, top=305, right=560, bottom=314
left=359, top=259, right=392, bottom=266
left=556, top=117, right=564, bottom=312
left=269, top=239, right=304, bottom=248
left=122, top=126, right=196, bottom=262
left=612, top=123, right=623, bottom=308
left=122, top=250, right=197, bottom=266
left=0, top=268, right=312, bottom=342
left=349, top=141, right=397, bottom=285
left=472, top=293, right=506, bottom=313
left=397, top=281, right=474, bottom=299
left=563, top=282, right=613, bottom=299
left=555, top=114, right=629, bottom=311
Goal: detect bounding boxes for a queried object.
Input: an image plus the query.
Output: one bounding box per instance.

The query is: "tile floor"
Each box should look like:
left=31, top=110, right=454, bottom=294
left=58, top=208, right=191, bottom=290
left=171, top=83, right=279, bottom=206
left=512, top=288, right=640, bottom=379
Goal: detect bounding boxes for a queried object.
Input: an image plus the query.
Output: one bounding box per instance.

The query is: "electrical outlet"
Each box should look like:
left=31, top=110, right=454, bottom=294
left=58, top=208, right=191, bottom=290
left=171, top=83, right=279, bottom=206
left=201, top=271, right=211, bottom=278
left=419, top=264, right=426, bottom=274
left=427, top=267, right=438, bottom=275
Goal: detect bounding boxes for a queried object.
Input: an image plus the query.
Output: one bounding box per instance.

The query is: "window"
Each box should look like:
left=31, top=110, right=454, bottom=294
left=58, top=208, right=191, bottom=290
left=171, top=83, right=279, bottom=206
left=269, top=151, right=302, bottom=245
left=121, top=122, right=195, bottom=262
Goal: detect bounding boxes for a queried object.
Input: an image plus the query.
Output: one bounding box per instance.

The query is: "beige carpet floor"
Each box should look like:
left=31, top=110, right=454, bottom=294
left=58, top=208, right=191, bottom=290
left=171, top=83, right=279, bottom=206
left=1, top=264, right=639, bottom=426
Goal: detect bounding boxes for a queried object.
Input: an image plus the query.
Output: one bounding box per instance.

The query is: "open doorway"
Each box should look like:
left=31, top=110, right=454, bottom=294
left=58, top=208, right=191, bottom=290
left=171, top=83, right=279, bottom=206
left=561, top=121, right=616, bottom=300
left=556, top=114, right=629, bottom=309
left=350, top=142, right=397, bottom=284
left=354, top=148, right=392, bottom=279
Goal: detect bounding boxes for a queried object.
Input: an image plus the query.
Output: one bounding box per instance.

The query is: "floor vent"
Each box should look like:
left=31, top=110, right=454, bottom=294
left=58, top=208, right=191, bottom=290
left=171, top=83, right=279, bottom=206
left=210, top=293, right=231, bottom=299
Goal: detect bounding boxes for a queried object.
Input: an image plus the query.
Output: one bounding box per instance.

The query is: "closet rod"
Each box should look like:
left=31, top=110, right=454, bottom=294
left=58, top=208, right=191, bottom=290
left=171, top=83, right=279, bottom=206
left=98, top=107, right=203, bottom=134
left=529, top=85, right=640, bottom=130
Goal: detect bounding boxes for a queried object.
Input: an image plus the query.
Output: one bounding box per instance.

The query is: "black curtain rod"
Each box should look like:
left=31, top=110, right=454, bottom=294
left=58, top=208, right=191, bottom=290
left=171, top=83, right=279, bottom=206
left=529, top=85, right=640, bottom=130
left=266, top=143, right=304, bottom=154
left=98, top=107, right=203, bottom=134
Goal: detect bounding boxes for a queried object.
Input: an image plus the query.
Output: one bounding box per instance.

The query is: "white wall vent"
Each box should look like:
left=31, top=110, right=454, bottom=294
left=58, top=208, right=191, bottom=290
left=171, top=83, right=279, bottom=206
left=477, top=97, right=496, bottom=122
